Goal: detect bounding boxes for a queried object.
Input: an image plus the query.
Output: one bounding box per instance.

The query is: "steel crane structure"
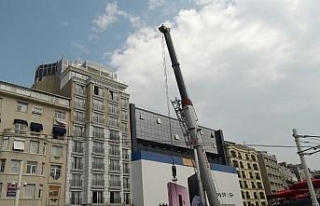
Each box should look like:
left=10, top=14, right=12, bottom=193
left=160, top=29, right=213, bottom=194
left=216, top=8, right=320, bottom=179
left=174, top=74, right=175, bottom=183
left=159, top=24, right=221, bottom=206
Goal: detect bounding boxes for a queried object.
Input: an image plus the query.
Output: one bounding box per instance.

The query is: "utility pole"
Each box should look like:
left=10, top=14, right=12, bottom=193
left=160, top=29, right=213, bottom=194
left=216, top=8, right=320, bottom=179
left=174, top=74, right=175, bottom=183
left=14, top=161, right=24, bottom=206
left=293, top=129, right=319, bottom=206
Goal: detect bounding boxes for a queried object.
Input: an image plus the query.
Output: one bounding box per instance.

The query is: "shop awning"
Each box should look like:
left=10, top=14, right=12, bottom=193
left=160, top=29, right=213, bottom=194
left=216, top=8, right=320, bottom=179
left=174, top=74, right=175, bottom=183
left=52, top=126, right=67, bottom=138
left=13, top=119, right=28, bottom=126
left=30, top=122, right=43, bottom=132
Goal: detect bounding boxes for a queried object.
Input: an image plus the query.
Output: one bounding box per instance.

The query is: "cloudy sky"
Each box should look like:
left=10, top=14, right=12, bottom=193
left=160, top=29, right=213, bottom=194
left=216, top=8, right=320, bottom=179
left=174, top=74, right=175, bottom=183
left=1, top=0, right=320, bottom=169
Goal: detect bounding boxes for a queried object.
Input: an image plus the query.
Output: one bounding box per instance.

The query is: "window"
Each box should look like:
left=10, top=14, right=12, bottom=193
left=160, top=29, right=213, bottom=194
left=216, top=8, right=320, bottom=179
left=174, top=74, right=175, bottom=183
left=26, top=161, right=37, bottom=174
left=1, top=137, right=8, bottom=151
left=24, top=184, right=35, bottom=198
left=55, top=111, right=66, bottom=119
left=93, top=112, right=104, bottom=123
left=0, top=183, right=2, bottom=197
left=51, top=145, right=62, bottom=157
left=92, top=126, right=104, bottom=138
left=109, top=91, right=118, bottom=101
left=14, top=123, right=26, bottom=134
left=109, top=117, right=118, bottom=127
left=11, top=160, right=21, bottom=173
left=92, top=191, right=103, bottom=204
left=72, top=157, right=83, bottom=169
left=122, top=149, right=129, bottom=160
left=92, top=173, right=104, bottom=186
left=123, top=163, right=130, bottom=174
left=74, top=111, right=85, bottom=122
left=109, top=159, right=120, bottom=171
left=74, top=84, right=85, bottom=95
left=122, top=123, right=128, bottom=133
left=29, top=141, right=39, bottom=154
left=122, top=111, right=128, bottom=120
left=123, top=177, right=130, bottom=189
left=0, top=159, right=6, bottom=172
left=124, top=193, right=130, bottom=204
left=110, top=191, right=121, bottom=203
left=38, top=189, right=43, bottom=198
left=93, top=86, right=103, bottom=96
left=109, top=175, right=121, bottom=187
left=109, top=145, right=120, bottom=156
left=93, top=141, right=104, bottom=153
left=13, top=139, right=25, bottom=151
left=92, top=157, right=104, bottom=169
left=71, top=191, right=82, bottom=204
left=17, top=102, right=28, bottom=112
left=73, top=141, right=83, bottom=153
left=121, top=98, right=128, bottom=106
left=71, top=173, right=82, bottom=187
left=93, top=99, right=104, bottom=110
left=110, top=130, right=119, bottom=141
left=109, top=104, right=118, bottom=114
left=74, top=97, right=85, bottom=109
left=74, top=125, right=84, bottom=137
left=50, top=165, right=61, bottom=180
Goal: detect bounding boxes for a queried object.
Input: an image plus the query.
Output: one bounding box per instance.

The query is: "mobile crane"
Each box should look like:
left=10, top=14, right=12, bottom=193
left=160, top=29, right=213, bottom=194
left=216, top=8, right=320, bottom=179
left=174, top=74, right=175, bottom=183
left=159, top=25, right=222, bottom=206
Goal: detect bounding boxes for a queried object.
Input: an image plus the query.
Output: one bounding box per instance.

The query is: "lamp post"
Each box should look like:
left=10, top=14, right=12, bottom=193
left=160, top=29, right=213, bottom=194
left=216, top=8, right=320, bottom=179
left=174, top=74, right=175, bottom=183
left=14, top=161, right=24, bottom=206
left=293, top=129, right=319, bottom=206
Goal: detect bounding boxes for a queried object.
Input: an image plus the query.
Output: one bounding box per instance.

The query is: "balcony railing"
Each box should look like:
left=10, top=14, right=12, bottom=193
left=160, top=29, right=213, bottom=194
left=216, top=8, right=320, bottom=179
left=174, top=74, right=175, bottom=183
left=92, top=147, right=104, bottom=154
left=71, top=179, right=82, bottom=187
left=72, top=162, right=83, bottom=170
left=92, top=162, right=104, bottom=170
left=92, top=179, right=104, bottom=186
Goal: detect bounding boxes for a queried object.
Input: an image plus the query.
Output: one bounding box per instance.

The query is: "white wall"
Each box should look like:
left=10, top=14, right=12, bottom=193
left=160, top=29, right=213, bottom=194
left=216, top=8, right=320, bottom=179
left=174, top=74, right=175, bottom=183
left=132, top=157, right=242, bottom=206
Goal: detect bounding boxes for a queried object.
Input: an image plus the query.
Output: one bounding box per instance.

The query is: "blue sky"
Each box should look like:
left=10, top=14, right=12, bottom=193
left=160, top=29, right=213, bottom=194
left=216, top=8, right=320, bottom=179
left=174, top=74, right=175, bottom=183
left=0, top=0, right=195, bottom=86
left=1, top=0, right=320, bottom=169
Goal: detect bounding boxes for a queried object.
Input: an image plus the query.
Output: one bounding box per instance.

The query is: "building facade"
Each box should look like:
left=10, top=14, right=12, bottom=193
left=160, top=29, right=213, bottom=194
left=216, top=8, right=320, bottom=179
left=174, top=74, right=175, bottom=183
left=279, top=162, right=298, bottom=189
left=0, top=80, right=70, bottom=206
left=225, top=141, right=267, bottom=206
left=129, top=104, right=227, bottom=165
left=129, top=104, right=242, bottom=205
left=33, top=59, right=131, bottom=205
left=257, top=151, right=285, bottom=197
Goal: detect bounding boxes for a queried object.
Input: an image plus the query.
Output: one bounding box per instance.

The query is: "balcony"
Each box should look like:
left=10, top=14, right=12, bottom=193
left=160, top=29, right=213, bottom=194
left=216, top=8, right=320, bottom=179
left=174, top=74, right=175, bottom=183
left=72, top=146, right=83, bottom=154
left=70, top=197, right=82, bottom=205
left=92, top=179, right=104, bottom=187
left=72, top=162, right=83, bottom=170
left=109, top=181, right=121, bottom=188
left=92, top=147, right=104, bottom=154
left=92, top=162, right=104, bottom=170
left=109, top=165, right=121, bottom=172
left=71, top=179, right=82, bottom=187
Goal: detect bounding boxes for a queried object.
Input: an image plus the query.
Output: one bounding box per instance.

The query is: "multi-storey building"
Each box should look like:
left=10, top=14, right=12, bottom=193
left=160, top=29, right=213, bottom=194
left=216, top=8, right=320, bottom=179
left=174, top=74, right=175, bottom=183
left=33, top=59, right=131, bottom=205
left=129, top=105, right=242, bottom=206
left=0, top=80, right=70, bottom=206
left=225, top=141, right=267, bottom=206
left=279, top=162, right=298, bottom=188
left=257, top=151, right=284, bottom=197
left=286, top=163, right=307, bottom=182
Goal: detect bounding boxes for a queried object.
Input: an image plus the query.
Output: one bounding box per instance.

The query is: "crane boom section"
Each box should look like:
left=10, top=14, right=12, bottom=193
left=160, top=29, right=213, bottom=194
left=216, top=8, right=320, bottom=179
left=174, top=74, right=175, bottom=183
left=159, top=25, right=221, bottom=206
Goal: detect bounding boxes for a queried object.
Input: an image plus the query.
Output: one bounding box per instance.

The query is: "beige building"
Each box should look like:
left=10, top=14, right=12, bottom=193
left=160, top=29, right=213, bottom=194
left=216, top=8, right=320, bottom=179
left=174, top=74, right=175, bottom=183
left=0, top=80, right=70, bottom=206
left=257, top=151, right=284, bottom=197
left=225, top=141, right=267, bottom=206
left=33, top=59, right=131, bottom=205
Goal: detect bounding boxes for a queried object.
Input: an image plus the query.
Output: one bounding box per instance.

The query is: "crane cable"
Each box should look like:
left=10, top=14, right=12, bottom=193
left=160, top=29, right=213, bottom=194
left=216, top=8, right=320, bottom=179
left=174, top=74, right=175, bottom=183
left=161, top=35, right=177, bottom=182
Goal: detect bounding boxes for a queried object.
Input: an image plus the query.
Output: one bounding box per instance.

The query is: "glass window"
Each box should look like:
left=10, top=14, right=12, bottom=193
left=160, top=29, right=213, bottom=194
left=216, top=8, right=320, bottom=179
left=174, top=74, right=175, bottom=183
left=109, top=159, right=120, bottom=171
left=93, top=86, right=103, bottom=96
left=72, top=157, right=83, bottom=169
left=71, top=191, right=82, bottom=204
left=110, top=130, right=119, bottom=141
left=14, top=124, right=26, bottom=134
left=71, top=174, right=82, bottom=187
left=73, top=141, right=83, bottom=153
left=92, top=157, right=104, bottom=169
left=1, top=137, right=8, bottom=151
left=74, top=125, right=84, bottom=137
left=55, top=111, right=66, bottom=119
left=109, top=145, right=120, bottom=156
left=109, top=104, right=118, bottom=114
left=50, top=165, right=61, bottom=180
left=108, top=91, right=118, bottom=101
left=92, top=191, right=103, bottom=203
left=92, top=126, right=104, bottom=138
left=13, top=139, right=25, bottom=151
left=93, top=99, right=104, bottom=110
left=109, top=117, right=118, bottom=127
left=74, top=97, right=85, bottom=109
left=93, top=141, right=104, bottom=153
left=110, top=191, right=121, bottom=203
left=74, top=111, right=85, bottom=122
left=17, top=102, right=28, bottom=112
left=51, top=146, right=63, bottom=157
left=26, top=161, right=37, bottom=174
left=11, top=160, right=21, bottom=173
left=29, top=141, right=39, bottom=154
left=74, top=84, right=85, bottom=95
left=109, top=175, right=121, bottom=187
left=93, top=112, right=104, bottom=123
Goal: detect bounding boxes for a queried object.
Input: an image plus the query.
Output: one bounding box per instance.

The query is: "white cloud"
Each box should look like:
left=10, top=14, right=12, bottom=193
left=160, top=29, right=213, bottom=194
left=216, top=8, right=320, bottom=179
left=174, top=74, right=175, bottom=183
left=148, top=0, right=165, bottom=10
left=92, top=2, right=128, bottom=32
left=111, top=0, right=320, bottom=168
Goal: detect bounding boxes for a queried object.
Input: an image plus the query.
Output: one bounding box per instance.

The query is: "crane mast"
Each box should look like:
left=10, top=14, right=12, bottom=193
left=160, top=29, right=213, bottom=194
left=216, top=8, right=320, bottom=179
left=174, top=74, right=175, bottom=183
left=159, top=25, right=221, bottom=206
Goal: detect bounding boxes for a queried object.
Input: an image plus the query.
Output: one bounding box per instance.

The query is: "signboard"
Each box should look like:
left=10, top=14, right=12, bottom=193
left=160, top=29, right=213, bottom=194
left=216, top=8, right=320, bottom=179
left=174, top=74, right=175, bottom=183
left=7, top=183, right=17, bottom=197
